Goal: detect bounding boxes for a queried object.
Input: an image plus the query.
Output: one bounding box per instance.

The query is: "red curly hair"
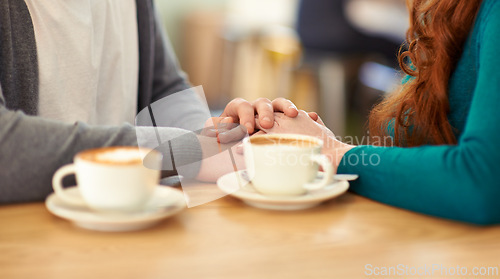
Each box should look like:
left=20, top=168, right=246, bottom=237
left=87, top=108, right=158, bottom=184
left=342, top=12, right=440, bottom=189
left=368, top=0, right=482, bottom=146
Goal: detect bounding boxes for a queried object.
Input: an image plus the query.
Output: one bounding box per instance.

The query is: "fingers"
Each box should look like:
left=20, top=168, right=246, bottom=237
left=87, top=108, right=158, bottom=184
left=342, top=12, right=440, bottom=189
left=307, top=111, right=319, bottom=121
left=315, top=115, right=325, bottom=126
left=212, top=118, right=247, bottom=144
left=254, top=117, right=271, bottom=133
left=220, top=117, right=233, bottom=124
left=298, top=109, right=309, bottom=117
left=222, top=98, right=255, bottom=133
left=223, top=97, right=304, bottom=134
left=300, top=110, right=323, bottom=125
left=303, top=110, right=325, bottom=125
left=252, top=98, right=275, bottom=129
left=200, top=117, right=220, bottom=137
left=201, top=117, right=233, bottom=137
left=218, top=124, right=247, bottom=143
left=271, top=98, right=299, bottom=118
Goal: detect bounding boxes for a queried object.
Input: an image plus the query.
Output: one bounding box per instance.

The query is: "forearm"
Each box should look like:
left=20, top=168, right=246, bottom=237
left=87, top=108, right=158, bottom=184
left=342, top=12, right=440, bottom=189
left=0, top=108, right=139, bottom=203
left=0, top=108, right=204, bottom=203
left=337, top=144, right=500, bottom=225
left=195, top=135, right=244, bottom=182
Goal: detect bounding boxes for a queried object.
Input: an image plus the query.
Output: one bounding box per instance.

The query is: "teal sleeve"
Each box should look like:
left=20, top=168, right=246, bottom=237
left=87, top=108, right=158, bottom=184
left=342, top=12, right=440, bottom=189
left=337, top=1, right=500, bottom=225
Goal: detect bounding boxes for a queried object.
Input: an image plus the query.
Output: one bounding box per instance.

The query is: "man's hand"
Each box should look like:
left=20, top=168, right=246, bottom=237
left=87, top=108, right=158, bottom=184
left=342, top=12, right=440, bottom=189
left=220, top=97, right=300, bottom=134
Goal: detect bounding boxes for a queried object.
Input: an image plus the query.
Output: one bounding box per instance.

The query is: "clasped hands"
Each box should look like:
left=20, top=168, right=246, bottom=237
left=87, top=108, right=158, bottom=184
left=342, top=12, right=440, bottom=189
left=196, top=97, right=353, bottom=182
left=202, top=97, right=321, bottom=142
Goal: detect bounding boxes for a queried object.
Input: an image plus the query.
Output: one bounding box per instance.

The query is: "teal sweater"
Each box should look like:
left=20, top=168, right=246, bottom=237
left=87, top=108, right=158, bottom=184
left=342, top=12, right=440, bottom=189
left=337, top=0, right=500, bottom=225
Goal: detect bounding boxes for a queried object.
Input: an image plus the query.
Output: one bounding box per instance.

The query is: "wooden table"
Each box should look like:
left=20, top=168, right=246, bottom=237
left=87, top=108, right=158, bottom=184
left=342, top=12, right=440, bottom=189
left=1, top=183, right=499, bottom=279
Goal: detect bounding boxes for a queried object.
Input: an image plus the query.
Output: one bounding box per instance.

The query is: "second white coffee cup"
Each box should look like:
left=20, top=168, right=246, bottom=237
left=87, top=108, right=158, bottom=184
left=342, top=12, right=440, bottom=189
left=243, top=134, right=333, bottom=196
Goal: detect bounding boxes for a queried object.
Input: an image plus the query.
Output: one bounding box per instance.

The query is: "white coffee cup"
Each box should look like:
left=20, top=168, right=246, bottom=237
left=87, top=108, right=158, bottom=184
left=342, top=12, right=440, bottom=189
left=52, top=146, right=162, bottom=213
left=243, top=134, right=334, bottom=196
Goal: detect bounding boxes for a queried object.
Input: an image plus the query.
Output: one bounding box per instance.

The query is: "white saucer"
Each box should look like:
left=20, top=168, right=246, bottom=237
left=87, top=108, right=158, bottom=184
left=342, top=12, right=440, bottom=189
left=217, top=171, right=350, bottom=210
left=45, top=186, right=186, bottom=232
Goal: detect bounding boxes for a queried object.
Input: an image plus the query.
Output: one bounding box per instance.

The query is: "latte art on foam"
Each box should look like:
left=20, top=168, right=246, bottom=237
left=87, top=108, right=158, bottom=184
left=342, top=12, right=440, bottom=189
left=96, top=149, right=143, bottom=164
left=79, top=147, right=145, bottom=165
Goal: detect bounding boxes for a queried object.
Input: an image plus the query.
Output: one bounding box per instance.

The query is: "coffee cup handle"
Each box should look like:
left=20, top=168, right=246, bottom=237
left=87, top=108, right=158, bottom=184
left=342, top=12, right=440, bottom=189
left=303, top=154, right=334, bottom=191
left=52, top=164, right=87, bottom=206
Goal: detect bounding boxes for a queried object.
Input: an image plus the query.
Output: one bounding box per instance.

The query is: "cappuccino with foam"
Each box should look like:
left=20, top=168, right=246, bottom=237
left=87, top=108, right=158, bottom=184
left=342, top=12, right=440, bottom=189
left=52, top=146, right=162, bottom=212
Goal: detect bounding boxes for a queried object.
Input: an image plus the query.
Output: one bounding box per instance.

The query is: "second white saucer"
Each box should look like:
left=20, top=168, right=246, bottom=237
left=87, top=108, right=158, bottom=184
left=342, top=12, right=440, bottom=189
left=217, top=171, right=350, bottom=210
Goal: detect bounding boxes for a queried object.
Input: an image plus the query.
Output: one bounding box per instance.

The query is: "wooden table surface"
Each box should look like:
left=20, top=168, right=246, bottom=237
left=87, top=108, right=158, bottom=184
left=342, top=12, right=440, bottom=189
left=1, top=182, right=499, bottom=279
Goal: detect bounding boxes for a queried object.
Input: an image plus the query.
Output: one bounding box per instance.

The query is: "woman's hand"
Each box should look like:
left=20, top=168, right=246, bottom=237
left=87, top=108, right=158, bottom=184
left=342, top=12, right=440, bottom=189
left=256, top=111, right=355, bottom=168
left=256, top=110, right=333, bottom=139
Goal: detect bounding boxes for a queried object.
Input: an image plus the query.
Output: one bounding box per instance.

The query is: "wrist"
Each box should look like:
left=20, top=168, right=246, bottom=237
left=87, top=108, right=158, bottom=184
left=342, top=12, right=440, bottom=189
left=322, top=136, right=355, bottom=170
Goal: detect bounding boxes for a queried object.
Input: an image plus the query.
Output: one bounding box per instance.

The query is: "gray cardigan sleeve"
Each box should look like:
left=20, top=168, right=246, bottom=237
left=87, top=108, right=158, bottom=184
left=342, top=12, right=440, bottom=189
left=0, top=97, right=133, bottom=203
left=0, top=92, right=202, bottom=203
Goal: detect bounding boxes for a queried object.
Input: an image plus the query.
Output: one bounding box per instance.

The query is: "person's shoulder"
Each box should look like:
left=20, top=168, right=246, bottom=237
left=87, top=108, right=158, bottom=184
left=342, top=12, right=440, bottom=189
left=476, top=0, right=500, bottom=41
left=479, top=0, right=500, bottom=21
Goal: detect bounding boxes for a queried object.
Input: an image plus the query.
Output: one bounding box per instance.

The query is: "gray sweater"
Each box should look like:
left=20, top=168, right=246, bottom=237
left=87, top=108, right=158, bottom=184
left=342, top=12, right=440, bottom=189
left=0, top=0, right=204, bottom=203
